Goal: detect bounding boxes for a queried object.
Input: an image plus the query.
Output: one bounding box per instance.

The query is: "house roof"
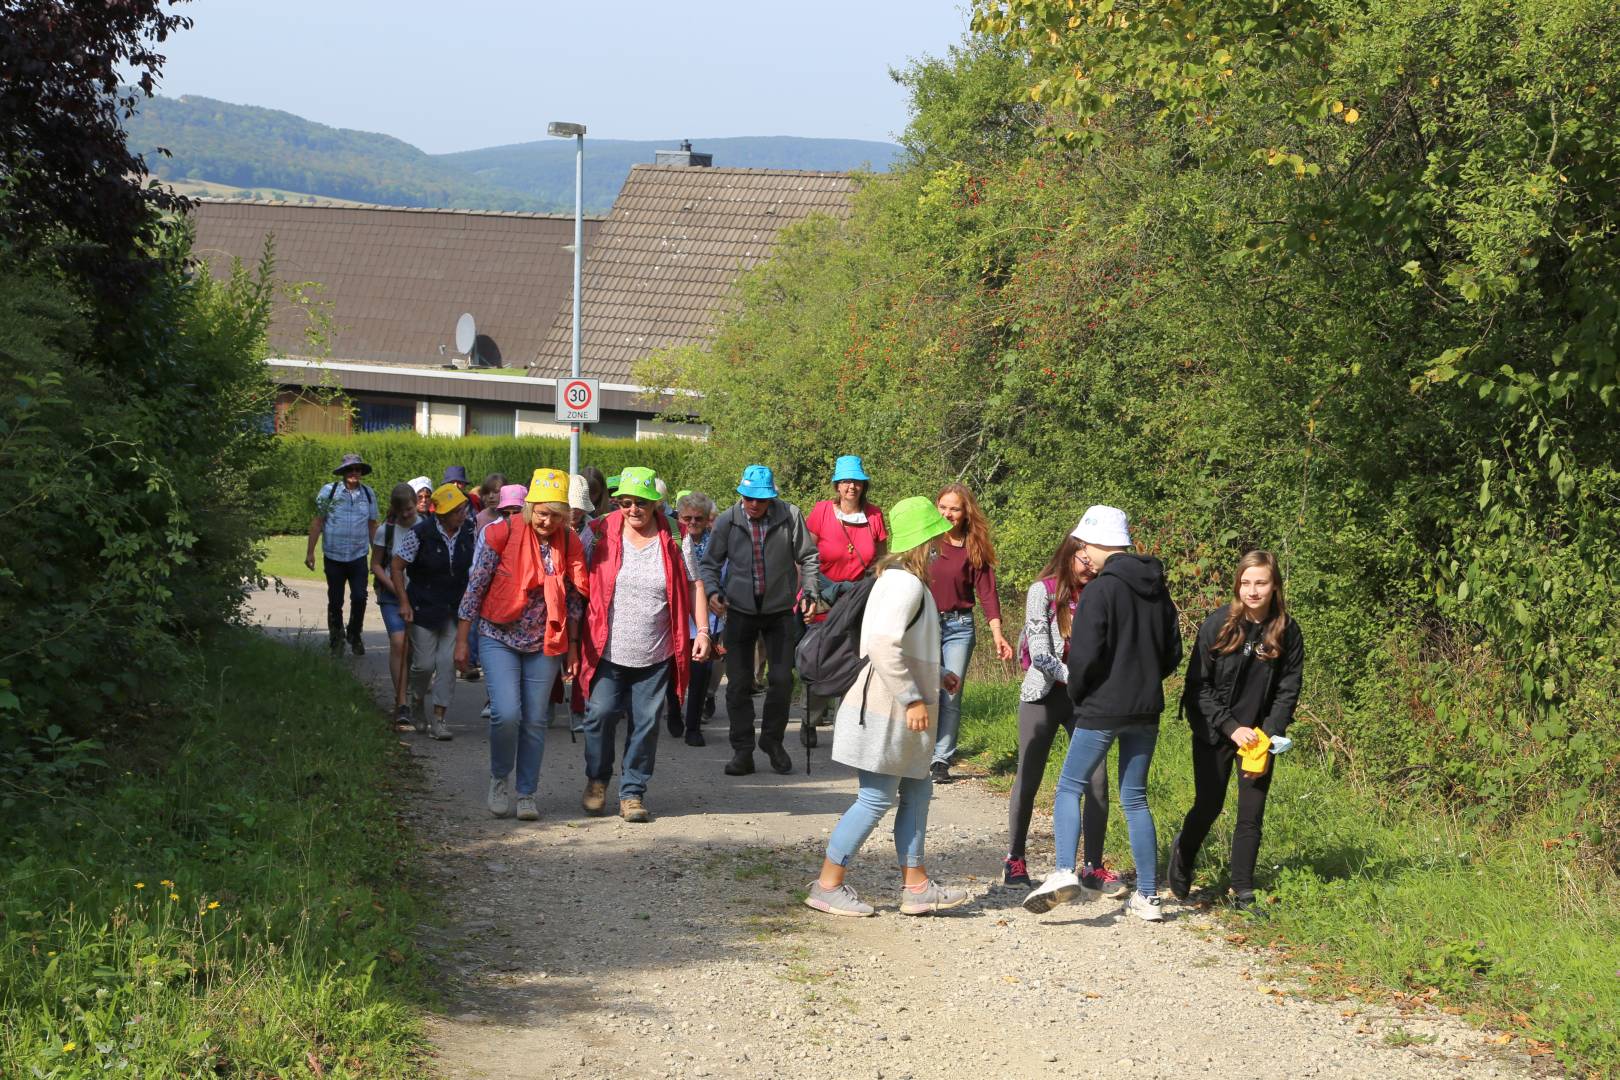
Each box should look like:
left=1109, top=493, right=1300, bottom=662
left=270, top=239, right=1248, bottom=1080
left=189, top=199, right=603, bottom=369
left=527, top=165, right=857, bottom=383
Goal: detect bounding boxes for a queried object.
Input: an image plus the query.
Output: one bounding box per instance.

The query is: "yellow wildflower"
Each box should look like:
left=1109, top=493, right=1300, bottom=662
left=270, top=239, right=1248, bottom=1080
left=62, top=1042, right=77, bottom=1053
left=208, top=901, right=221, bottom=910
left=134, top=882, right=145, bottom=890
left=169, top=893, right=180, bottom=902
left=160, top=879, right=174, bottom=888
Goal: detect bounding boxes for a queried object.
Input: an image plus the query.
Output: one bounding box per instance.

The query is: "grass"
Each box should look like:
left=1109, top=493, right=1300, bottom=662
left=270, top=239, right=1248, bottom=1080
left=259, top=534, right=322, bottom=581
left=954, top=679, right=1620, bottom=1076
left=0, top=629, right=430, bottom=1077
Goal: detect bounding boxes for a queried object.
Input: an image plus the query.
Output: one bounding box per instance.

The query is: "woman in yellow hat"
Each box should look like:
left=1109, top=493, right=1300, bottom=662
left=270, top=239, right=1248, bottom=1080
left=393, top=483, right=476, bottom=741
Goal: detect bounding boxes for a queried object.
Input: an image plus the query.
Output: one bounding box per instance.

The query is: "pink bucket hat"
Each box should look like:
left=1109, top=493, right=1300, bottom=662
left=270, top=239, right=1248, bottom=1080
left=496, top=484, right=529, bottom=510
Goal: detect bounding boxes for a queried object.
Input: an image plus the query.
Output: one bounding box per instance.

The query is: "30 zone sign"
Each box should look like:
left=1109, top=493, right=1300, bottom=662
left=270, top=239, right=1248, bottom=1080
left=554, top=377, right=600, bottom=423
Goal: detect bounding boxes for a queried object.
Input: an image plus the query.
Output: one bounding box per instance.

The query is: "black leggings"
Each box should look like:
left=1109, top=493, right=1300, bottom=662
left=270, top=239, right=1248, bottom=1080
left=1175, top=734, right=1274, bottom=894
left=1008, top=688, right=1108, bottom=865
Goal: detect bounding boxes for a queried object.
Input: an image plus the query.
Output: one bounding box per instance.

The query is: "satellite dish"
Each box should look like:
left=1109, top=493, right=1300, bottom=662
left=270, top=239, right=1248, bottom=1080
left=454, top=313, right=477, bottom=356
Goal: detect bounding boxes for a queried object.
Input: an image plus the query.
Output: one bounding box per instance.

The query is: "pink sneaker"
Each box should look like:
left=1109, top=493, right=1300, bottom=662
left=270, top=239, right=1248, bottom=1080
left=1081, top=863, right=1131, bottom=899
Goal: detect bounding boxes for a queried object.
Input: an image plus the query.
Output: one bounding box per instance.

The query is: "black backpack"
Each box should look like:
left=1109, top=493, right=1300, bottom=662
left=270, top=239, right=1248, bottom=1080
left=795, top=577, right=924, bottom=699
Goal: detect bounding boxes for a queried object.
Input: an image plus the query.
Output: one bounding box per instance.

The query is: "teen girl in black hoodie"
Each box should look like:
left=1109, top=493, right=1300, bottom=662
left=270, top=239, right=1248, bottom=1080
left=1168, top=550, right=1305, bottom=910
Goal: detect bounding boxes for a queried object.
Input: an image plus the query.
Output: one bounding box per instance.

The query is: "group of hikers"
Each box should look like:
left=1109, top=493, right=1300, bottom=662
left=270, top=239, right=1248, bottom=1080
left=306, top=451, right=1305, bottom=921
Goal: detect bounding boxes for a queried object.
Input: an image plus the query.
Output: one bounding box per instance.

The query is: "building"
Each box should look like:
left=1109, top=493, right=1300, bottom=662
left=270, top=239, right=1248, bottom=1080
left=188, top=147, right=857, bottom=440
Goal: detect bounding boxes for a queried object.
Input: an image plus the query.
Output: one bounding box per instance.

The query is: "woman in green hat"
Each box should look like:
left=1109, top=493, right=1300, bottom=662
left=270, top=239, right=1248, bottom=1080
left=805, top=496, right=971, bottom=918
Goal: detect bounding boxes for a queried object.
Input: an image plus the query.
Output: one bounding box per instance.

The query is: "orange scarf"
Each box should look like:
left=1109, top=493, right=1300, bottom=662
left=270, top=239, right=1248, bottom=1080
left=482, top=520, right=589, bottom=656
left=539, top=526, right=589, bottom=656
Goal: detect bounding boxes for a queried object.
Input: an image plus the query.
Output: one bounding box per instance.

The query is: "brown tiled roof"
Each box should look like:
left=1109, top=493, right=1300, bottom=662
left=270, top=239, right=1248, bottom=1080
left=189, top=199, right=603, bottom=369
left=528, top=165, right=857, bottom=382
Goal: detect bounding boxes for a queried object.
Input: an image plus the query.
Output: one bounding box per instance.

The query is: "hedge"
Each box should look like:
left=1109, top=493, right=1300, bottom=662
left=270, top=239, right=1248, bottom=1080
left=266, top=433, right=705, bottom=534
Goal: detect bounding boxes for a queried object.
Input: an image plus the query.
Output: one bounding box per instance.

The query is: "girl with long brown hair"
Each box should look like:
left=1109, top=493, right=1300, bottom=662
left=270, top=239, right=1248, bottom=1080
left=927, top=483, right=1014, bottom=782
left=1001, top=533, right=1125, bottom=897
left=1169, top=550, right=1306, bottom=910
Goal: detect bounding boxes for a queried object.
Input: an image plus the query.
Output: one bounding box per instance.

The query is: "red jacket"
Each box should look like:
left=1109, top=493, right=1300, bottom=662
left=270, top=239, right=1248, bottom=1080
left=581, top=509, right=691, bottom=699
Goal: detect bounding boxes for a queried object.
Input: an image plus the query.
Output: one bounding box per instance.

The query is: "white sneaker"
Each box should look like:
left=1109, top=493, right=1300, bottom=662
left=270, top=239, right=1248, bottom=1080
left=1127, top=892, right=1165, bottom=922
left=429, top=718, right=453, bottom=741
left=487, top=776, right=511, bottom=817
left=481, top=702, right=493, bottom=719
left=1023, top=869, right=1088, bottom=914
left=514, top=795, right=539, bottom=821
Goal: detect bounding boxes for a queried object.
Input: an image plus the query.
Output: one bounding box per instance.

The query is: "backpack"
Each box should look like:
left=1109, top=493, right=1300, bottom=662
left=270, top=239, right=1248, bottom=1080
left=795, top=576, right=924, bottom=699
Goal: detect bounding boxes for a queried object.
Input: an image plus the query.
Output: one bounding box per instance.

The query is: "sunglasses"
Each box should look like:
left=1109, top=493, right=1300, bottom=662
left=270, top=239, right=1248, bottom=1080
left=618, top=498, right=652, bottom=510
left=498, top=506, right=522, bottom=516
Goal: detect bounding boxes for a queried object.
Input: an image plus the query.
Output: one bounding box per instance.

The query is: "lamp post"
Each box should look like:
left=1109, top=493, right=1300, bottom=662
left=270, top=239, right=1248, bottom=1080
left=548, top=120, right=587, bottom=476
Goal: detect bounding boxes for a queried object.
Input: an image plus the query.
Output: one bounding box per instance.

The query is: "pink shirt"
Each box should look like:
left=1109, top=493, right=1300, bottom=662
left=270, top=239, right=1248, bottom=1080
left=807, top=499, right=889, bottom=584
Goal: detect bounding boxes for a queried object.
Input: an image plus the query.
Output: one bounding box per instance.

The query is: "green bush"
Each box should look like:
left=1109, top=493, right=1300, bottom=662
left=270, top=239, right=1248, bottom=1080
left=264, top=432, right=705, bottom=534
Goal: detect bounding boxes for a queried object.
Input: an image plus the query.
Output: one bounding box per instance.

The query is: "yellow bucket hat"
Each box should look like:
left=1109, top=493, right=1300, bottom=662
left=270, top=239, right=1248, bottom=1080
left=430, top=483, right=467, bottom=514
left=524, top=467, right=570, bottom=505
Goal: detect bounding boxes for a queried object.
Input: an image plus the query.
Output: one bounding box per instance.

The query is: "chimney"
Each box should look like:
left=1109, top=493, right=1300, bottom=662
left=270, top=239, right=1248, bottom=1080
left=655, top=139, right=713, bottom=167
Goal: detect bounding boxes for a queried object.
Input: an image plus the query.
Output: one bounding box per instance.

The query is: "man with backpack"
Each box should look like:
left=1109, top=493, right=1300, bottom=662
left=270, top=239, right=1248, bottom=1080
left=699, top=465, right=822, bottom=777
left=305, top=452, right=379, bottom=656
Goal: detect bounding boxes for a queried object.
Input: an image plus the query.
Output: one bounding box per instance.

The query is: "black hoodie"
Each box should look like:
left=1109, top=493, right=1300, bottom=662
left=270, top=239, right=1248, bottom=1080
left=1065, top=553, right=1183, bottom=729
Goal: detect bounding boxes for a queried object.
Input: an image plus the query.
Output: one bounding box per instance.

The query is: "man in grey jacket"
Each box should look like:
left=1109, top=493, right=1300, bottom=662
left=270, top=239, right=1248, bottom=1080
left=700, top=465, right=822, bottom=776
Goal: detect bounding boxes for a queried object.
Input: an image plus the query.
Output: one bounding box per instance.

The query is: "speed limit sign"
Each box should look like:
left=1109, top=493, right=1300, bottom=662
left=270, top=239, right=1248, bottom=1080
left=554, top=377, right=600, bottom=423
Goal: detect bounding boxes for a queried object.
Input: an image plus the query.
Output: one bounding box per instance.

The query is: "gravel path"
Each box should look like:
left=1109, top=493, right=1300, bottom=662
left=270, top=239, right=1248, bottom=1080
left=253, top=587, right=1539, bottom=1080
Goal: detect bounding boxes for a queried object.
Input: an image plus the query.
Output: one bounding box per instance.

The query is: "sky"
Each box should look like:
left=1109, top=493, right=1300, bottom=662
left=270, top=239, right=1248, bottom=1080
left=147, top=1, right=973, bottom=154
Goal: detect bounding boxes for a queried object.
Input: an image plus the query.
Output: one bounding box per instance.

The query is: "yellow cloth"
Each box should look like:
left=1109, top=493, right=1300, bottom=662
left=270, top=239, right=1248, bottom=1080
left=525, top=467, right=569, bottom=504
left=1237, top=729, right=1272, bottom=775
left=430, top=483, right=467, bottom=514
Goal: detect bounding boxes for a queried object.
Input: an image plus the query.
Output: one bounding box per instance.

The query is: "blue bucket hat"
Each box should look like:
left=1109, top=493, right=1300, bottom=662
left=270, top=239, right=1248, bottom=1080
left=830, top=455, right=870, bottom=485
left=736, top=464, right=778, bottom=500
left=442, top=465, right=470, bottom=485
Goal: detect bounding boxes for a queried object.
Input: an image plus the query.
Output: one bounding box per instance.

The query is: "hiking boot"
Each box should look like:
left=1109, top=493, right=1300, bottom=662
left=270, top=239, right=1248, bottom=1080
left=804, top=881, right=874, bottom=918
left=619, top=796, right=650, bottom=823
left=350, top=637, right=365, bottom=657
left=1081, top=863, right=1132, bottom=899
left=1023, top=869, right=1091, bottom=914
left=582, top=780, right=607, bottom=815
left=684, top=728, right=706, bottom=747
left=930, top=761, right=951, bottom=784
left=514, top=795, right=539, bottom=821
left=899, top=879, right=970, bottom=915
left=1166, top=832, right=1192, bottom=901
left=799, top=721, right=818, bottom=749
left=1002, top=855, right=1032, bottom=888
left=1126, top=892, right=1165, bottom=922
left=724, top=751, right=755, bottom=776
left=429, top=717, right=452, bottom=741
left=702, top=694, right=716, bottom=719
left=763, top=742, right=793, bottom=775
left=487, top=776, right=511, bottom=818
left=1230, top=890, right=1260, bottom=914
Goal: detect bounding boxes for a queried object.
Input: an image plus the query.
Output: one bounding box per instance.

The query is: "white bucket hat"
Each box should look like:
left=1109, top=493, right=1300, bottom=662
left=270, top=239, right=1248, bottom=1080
left=1071, top=505, right=1132, bottom=547
left=408, top=475, right=434, bottom=494
left=568, top=473, right=595, bottom=513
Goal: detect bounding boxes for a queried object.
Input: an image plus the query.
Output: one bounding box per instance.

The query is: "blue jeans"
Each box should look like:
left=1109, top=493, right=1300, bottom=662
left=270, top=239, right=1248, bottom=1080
left=481, top=634, right=563, bottom=797
left=584, top=660, right=669, bottom=798
left=826, top=770, right=934, bottom=868
left=1052, top=723, right=1159, bottom=896
left=930, top=613, right=976, bottom=765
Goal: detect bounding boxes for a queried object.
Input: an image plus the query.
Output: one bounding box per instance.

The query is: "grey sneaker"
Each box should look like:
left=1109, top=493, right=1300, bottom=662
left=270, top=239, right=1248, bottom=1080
left=514, top=795, right=539, bottom=821
left=487, top=776, right=510, bottom=818
left=804, top=882, right=874, bottom=917
left=429, top=716, right=452, bottom=741
left=899, top=879, right=970, bottom=916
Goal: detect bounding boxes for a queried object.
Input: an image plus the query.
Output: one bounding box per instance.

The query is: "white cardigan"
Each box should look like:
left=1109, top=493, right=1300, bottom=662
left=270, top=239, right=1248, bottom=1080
left=830, top=568, right=942, bottom=780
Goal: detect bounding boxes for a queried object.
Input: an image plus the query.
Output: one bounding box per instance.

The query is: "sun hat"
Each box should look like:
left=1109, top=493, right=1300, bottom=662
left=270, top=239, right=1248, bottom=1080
left=830, top=455, right=870, bottom=485
left=430, top=483, right=467, bottom=515
left=496, top=484, right=528, bottom=511
left=654, top=477, right=669, bottom=501
left=616, top=466, right=661, bottom=503
left=887, top=496, right=952, bottom=555
left=1071, top=505, right=1132, bottom=547
left=736, top=464, right=778, bottom=500
left=408, top=475, right=434, bottom=494
left=442, top=465, right=470, bottom=485
left=332, top=452, right=373, bottom=477
left=606, top=473, right=622, bottom=495
left=568, top=474, right=595, bottom=513
left=675, top=489, right=692, bottom=505
left=524, top=468, right=569, bottom=505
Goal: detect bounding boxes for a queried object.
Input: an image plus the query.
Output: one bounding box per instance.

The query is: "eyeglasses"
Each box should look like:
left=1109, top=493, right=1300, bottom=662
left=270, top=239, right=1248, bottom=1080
left=678, top=515, right=707, bottom=526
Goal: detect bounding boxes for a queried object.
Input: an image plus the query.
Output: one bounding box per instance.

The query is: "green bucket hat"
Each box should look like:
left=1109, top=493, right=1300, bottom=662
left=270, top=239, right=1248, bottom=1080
left=887, top=496, right=952, bottom=555
left=616, top=466, right=661, bottom=503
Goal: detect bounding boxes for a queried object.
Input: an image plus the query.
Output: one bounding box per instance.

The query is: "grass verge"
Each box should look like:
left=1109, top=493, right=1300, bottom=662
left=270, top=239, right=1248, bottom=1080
left=954, top=679, right=1620, bottom=1076
left=259, top=534, right=322, bottom=582
left=0, top=628, right=429, bottom=1077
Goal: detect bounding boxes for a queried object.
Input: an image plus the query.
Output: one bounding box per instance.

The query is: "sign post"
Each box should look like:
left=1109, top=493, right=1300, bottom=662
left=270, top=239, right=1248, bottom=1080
left=555, top=377, right=600, bottom=426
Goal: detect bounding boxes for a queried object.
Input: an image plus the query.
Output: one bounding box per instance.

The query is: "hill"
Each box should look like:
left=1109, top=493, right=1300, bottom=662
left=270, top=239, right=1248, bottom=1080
left=123, top=94, right=900, bottom=213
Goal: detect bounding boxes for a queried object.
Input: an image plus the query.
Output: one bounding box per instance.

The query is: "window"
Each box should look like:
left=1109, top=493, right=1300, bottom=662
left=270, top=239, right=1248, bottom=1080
left=466, top=405, right=516, bottom=438
left=356, top=400, right=416, bottom=433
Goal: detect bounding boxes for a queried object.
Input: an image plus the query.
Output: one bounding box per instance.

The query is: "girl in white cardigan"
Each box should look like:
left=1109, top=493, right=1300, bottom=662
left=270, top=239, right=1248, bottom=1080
left=805, top=496, right=973, bottom=918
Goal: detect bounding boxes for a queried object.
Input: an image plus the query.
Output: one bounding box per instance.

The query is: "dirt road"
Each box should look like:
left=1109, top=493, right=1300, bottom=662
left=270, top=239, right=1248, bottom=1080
left=253, top=586, right=1535, bottom=1080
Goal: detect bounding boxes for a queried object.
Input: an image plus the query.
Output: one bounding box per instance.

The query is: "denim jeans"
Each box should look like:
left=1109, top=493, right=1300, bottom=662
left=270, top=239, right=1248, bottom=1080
left=930, top=612, right=976, bottom=765
left=481, top=634, right=563, bottom=797
left=584, top=660, right=669, bottom=798
left=323, top=555, right=368, bottom=645
left=826, top=770, right=933, bottom=868
left=1051, top=723, right=1160, bottom=895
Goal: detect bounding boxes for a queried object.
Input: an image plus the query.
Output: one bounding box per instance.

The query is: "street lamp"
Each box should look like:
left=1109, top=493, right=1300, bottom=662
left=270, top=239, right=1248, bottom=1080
left=548, top=121, right=587, bottom=476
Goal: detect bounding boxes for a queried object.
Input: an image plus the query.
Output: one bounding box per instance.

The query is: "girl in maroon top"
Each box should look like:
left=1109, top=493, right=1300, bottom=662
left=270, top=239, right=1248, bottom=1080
left=928, top=483, right=1013, bottom=782
left=801, top=455, right=889, bottom=746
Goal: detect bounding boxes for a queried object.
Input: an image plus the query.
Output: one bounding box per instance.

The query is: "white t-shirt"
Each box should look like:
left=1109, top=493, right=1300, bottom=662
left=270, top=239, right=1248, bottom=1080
left=604, top=535, right=693, bottom=668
